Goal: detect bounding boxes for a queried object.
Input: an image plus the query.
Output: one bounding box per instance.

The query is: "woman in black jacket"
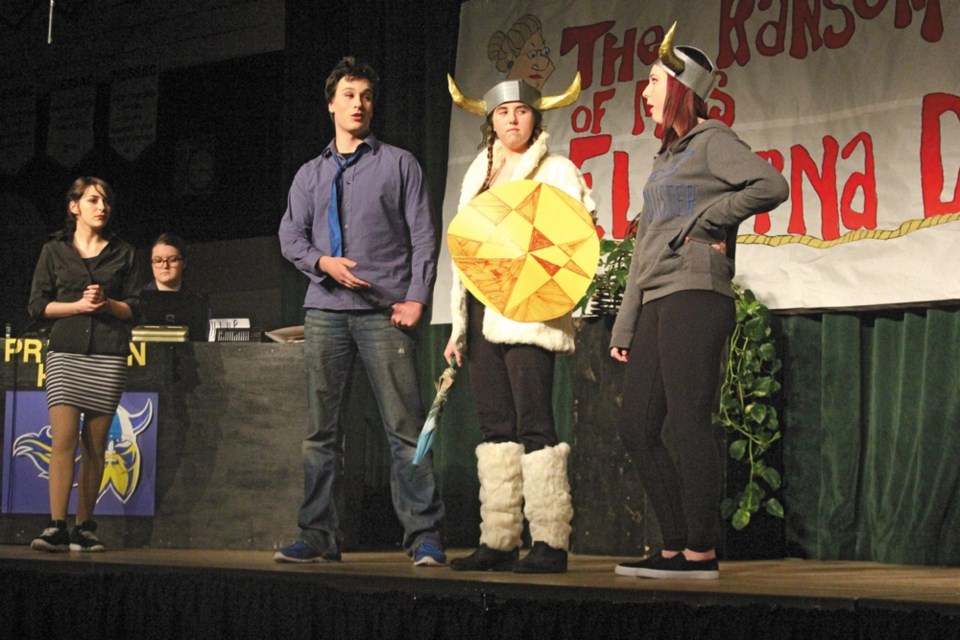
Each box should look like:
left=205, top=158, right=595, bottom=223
left=27, top=177, right=140, bottom=552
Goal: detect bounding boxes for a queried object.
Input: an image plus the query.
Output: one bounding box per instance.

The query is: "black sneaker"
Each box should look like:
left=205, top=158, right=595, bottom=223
left=513, top=541, right=568, bottom=574
left=449, top=544, right=518, bottom=572
left=616, top=551, right=718, bottom=580
left=69, top=520, right=106, bottom=552
left=31, top=520, right=69, bottom=552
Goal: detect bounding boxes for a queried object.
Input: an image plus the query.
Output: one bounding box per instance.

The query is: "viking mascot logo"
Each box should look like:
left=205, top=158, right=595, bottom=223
left=13, top=398, right=154, bottom=504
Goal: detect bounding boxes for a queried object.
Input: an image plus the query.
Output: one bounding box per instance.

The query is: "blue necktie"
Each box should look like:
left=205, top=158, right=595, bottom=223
left=327, top=145, right=367, bottom=257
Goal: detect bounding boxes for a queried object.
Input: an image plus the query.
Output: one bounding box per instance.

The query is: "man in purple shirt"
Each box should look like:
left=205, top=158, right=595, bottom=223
left=276, top=56, right=445, bottom=566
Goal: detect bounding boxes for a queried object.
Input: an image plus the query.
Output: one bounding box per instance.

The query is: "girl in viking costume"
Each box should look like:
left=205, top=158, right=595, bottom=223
left=445, top=73, right=593, bottom=573
left=609, top=25, right=788, bottom=579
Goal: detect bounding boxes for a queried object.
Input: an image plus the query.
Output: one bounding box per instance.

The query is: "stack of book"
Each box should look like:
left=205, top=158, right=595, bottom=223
left=131, top=325, right=189, bottom=343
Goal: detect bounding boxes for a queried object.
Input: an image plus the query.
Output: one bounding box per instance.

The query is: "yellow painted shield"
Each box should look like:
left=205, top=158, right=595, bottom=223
left=449, top=180, right=599, bottom=322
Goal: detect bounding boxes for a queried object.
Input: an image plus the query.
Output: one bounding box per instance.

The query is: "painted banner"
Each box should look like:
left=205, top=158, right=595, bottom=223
left=109, top=64, right=159, bottom=162
left=46, top=80, right=96, bottom=169
left=2, top=391, right=158, bottom=516
left=433, top=0, right=959, bottom=317
left=0, top=86, right=36, bottom=175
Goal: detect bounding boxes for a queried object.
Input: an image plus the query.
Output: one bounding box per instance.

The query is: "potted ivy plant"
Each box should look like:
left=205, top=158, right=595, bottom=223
left=713, top=283, right=785, bottom=532
left=577, top=222, right=636, bottom=316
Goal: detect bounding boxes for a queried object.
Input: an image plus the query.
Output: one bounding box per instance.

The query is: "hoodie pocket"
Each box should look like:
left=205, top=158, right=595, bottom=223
left=681, top=240, right=733, bottom=278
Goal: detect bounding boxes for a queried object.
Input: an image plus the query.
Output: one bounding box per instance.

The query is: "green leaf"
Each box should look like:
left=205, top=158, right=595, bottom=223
left=761, top=466, right=782, bottom=490
left=753, top=376, right=774, bottom=396
left=720, top=497, right=737, bottom=519
left=765, top=498, right=785, bottom=519
left=732, top=508, right=751, bottom=530
left=746, top=403, right=769, bottom=423
left=744, top=317, right=768, bottom=341
left=729, top=439, right=748, bottom=460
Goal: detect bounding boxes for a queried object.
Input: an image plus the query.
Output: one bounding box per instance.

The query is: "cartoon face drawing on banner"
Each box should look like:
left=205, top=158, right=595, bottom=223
left=488, top=14, right=555, bottom=91
left=12, top=397, right=153, bottom=504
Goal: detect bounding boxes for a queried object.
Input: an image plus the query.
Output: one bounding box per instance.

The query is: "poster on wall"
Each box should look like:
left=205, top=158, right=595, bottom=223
left=0, top=87, right=36, bottom=175
left=434, top=0, right=960, bottom=317
left=2, top=391, right=158, bottom=516
left=46, top=81, right=96, bottom=169
left=109, top=64, right=159, bottom=162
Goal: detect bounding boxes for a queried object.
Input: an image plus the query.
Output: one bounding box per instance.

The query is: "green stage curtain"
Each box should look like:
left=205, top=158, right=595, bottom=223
left=781, top=307, right=960, bottom=566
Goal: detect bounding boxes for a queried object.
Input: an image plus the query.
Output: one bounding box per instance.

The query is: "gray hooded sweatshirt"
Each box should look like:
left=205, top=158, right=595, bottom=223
left=610, top=119, right=789, bottom=349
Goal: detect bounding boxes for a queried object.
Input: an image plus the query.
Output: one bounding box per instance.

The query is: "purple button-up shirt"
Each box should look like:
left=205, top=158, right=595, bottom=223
left=278, top=134, right=438, bottom=311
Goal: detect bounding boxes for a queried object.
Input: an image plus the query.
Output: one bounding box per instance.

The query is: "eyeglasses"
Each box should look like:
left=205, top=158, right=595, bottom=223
left=151, top=257, right=183, bottom=266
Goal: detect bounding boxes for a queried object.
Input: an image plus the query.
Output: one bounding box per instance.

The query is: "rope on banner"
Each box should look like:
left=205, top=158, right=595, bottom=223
left=738, top=211, right=960, bottom=249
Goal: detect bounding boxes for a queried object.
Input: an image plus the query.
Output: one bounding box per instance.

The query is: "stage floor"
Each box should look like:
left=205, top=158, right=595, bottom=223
left=2, top=545, right=958, bottom=613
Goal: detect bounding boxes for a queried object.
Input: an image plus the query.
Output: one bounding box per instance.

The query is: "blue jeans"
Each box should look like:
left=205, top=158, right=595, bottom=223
left=298, top=308, right=444, bottom=555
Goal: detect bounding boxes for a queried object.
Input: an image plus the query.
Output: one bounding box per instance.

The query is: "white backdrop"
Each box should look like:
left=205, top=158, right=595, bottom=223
left=433, top=0, right=960, bottom=320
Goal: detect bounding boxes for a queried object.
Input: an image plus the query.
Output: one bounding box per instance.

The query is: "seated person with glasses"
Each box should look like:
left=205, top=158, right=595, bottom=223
left=141, top=233, right=209, bottom=341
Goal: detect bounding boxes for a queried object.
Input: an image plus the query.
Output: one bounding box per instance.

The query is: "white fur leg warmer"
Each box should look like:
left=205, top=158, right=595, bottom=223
left=477, top=441, right=525, bottom=551
left=521, top=442, right=573, bottom=551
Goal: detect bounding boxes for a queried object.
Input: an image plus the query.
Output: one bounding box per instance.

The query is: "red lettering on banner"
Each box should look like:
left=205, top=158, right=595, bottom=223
left=718, top=0, right=755, bottom=66
left=790, top=0, right=826, bottom=58
left=718, top=0, right=943, bottom=67
left=823, top=1, right=856, bottom=47
left=789, top=137, right=839, bottom=239
left=602, top=28, right=637, bottom=85
left=920, top=93, right=960, bottom=217
left=788, top=133, right=877, bottom=240
left=569, top=136, right=631, bottom=240
left=562, top=22, right=669, bottom=90
left=569, top=135, right=612, bottom=191
left=560, top=21, right=615, bottom=90
left=706, top=73, right=736, bottom=126
left=612, top=151, right=631, bottom=238
left=637, top=26, right=661, bottom=65
left=756, top=1, right=788, bottom=57
left=840, top=132, right=877, bottom=231
left=570, top=89, right=616, bottom=134
left=893, top=0, right=943, bottom=41
left=753, top=150, right=786, bottom=234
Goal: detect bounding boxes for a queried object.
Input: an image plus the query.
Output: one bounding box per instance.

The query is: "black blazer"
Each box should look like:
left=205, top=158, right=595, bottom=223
left=28, top=231, right=141, bottom=356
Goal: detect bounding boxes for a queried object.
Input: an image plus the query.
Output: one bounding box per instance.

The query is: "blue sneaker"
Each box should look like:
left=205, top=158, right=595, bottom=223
left=413, top=540, right=446, bottom=566
left=273, top=540, right=340, bottom=563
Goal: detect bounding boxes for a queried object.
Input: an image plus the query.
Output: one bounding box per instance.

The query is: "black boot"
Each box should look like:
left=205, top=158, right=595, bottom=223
left=450, top=544, right=519, bottom=572
left=513, top=541, right=568, bottom=574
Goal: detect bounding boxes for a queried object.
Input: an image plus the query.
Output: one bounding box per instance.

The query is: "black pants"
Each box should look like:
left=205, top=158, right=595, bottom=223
left=466, top=294, right=558, bottom=454
left=616, top=290, right=735, bottom=552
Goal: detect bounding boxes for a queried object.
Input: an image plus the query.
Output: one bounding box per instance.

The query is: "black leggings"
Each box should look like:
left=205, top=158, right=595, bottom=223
left=466, top=294, right=558, bottom=454
left=616, top=290, right=735, bottom=552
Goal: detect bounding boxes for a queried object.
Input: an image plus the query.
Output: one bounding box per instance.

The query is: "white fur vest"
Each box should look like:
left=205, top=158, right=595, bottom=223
left=450, top=132, right=596, bottom=355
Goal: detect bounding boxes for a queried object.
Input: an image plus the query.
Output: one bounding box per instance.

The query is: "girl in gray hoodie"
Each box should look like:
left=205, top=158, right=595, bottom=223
left=610, top=25, right=789, bottom=580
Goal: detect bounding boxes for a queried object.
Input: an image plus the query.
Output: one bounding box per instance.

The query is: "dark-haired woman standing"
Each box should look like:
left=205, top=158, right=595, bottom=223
left=610, top=25, right=789, bottom=579
left=27, top=177, right=140, bottom=552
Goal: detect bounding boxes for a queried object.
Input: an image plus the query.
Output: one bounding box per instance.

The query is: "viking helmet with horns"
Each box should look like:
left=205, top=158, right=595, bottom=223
left=447, top=73, right=582, bottom=117
left=656, top=23, right=718, bottom=101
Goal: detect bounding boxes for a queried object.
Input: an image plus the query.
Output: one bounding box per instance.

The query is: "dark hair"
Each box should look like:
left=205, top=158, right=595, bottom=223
left=324, top=56, right=380, bottom=104
left=64, top=176, right=115, bottom=235
left=659, top=47, right=712, bottom=152
left=152, top=232, right=188, bottom=260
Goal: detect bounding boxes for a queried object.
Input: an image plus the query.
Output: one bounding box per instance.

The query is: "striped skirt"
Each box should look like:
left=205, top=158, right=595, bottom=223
left=45, top=351, right=128, bottom=414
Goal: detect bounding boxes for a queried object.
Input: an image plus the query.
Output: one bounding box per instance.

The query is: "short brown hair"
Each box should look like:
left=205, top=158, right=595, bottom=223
left=324, top=56, right=380, bottom=104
